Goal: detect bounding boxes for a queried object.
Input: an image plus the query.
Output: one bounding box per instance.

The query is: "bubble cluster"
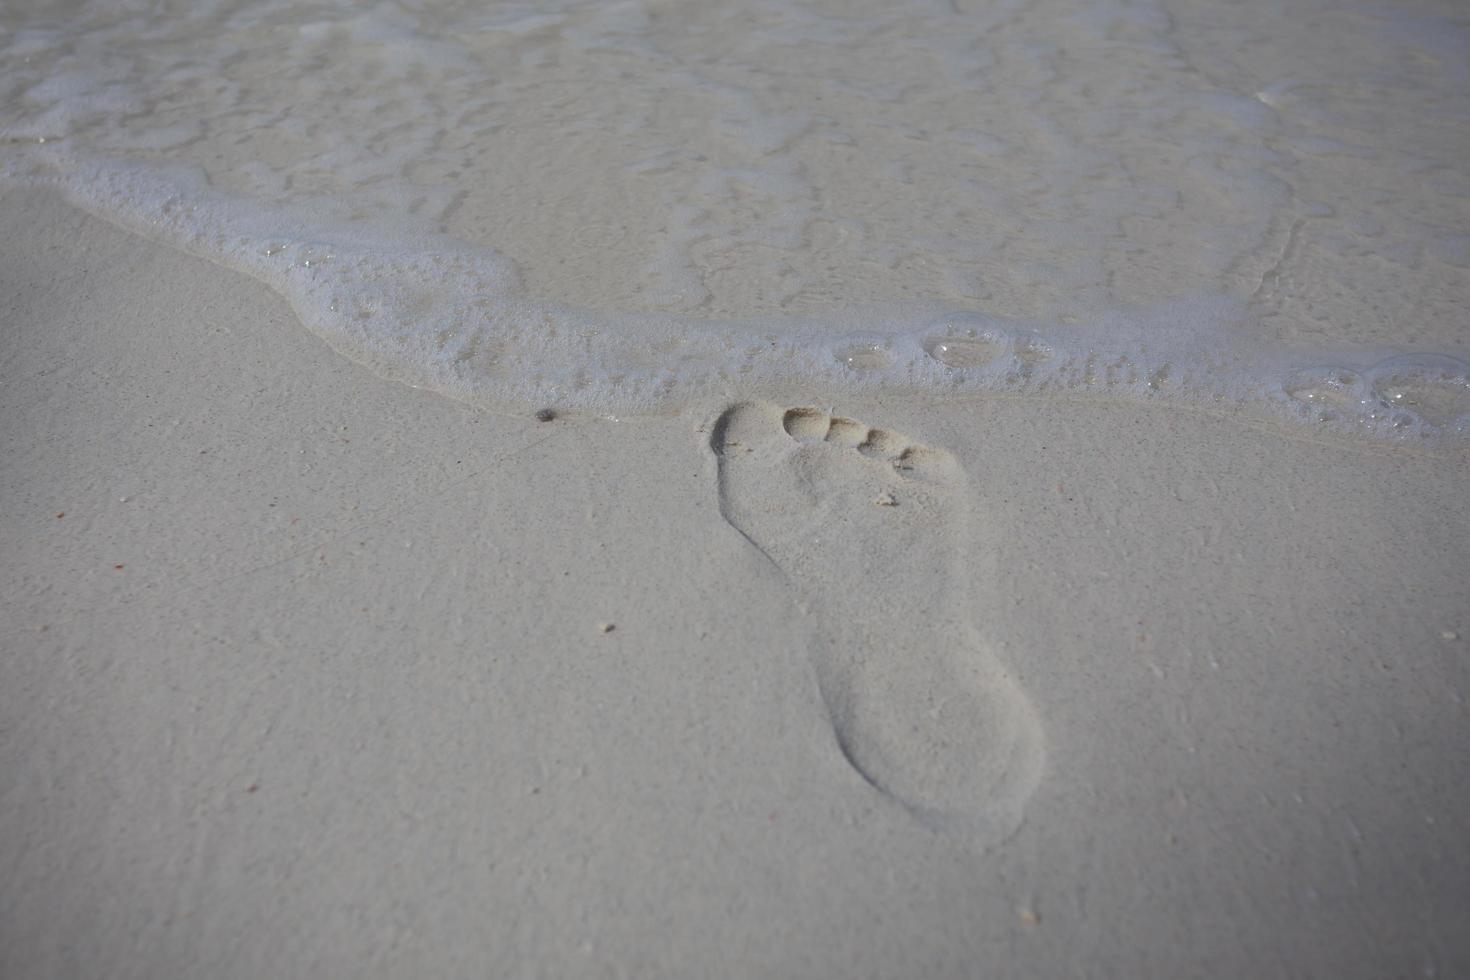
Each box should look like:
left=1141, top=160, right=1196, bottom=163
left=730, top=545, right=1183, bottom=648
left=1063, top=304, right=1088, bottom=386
left=1282, top=356, right=1470, bottom=436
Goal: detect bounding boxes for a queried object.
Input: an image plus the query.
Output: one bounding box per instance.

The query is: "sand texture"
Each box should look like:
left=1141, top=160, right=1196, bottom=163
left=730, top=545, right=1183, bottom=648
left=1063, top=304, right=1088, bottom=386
left=3, top=188, right=1469, bottom=977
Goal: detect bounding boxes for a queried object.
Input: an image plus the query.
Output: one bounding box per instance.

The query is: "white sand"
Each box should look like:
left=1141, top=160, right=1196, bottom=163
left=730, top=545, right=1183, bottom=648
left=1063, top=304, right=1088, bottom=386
left=3, top=187, right=1469, bottom=976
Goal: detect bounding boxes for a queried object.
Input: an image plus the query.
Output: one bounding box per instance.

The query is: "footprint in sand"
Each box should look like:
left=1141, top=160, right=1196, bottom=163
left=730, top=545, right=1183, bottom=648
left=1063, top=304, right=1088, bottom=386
left=710, top=401, right=1044, bottom=845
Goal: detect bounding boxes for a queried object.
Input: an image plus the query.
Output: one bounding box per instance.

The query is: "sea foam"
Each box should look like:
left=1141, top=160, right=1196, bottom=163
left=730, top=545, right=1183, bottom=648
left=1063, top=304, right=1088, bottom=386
left=2, top=0, right=1467, bottom=437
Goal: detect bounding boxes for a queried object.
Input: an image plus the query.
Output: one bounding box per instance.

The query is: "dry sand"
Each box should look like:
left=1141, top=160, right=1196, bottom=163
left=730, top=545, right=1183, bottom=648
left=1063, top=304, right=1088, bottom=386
left=3, top=187, right=1469, bottom=977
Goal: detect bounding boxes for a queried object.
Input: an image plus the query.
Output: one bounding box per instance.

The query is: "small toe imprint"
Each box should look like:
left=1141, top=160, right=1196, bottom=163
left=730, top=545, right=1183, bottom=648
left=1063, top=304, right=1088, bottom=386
left=858, top=428, right=905, bottom=459
left=825, top=417, right=867, bottom=447
left=894, top=445, right=959, bottom=480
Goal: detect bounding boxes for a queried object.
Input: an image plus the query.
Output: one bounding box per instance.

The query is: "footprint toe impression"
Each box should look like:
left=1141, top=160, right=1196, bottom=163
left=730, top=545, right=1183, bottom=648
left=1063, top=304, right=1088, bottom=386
left=710, top=401, right=1044, bottom=846
left=857, top=428, right=905, bottom=460
left=823, top=416, right=868, bottom=447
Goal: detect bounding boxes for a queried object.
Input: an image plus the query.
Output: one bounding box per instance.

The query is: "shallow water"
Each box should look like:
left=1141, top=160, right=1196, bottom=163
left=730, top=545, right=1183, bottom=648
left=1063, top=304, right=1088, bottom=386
left=2, top=0, right=1468, bottom=435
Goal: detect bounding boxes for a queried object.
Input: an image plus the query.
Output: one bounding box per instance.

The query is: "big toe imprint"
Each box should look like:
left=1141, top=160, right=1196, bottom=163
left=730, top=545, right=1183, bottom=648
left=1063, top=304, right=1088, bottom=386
left=710, top=401, right=1044, bottom=845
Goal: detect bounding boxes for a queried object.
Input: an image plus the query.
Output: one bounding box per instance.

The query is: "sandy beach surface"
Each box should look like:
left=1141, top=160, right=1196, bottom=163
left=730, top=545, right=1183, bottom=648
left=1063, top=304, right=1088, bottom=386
left=3, top=186, right=1468, bottom=977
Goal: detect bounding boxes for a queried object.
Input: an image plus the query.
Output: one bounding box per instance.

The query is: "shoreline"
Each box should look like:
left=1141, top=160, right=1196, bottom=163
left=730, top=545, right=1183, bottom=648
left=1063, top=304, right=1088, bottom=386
left=10, top=165, right=1467, bottom=441
left=3, top=186, right=1469, bottom=977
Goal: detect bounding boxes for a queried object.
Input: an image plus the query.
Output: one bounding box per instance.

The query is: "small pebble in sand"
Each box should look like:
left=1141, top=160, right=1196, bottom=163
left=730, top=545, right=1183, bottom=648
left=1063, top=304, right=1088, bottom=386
left=874, top=492, right=897, bottom=507
left=1444, top=630, right=1460, bottom=641
left=1018, top=908, right=1040, bottom=926
left=599, top=623, right=615, bottom=633
left=535, top=407, right=557, bottom=422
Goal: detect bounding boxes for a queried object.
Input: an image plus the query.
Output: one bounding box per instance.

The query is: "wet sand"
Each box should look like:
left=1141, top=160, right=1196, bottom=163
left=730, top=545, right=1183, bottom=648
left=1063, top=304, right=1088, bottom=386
left=3, top=188, right=1469, bottom=977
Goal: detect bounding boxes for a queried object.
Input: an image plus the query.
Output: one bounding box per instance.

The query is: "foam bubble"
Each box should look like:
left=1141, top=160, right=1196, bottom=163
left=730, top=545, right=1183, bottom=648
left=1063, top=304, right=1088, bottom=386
left=1365, top=355, right=1470, bottom=433
left=1283, top=367, right=1365, bottom=419
left=921, top=314, right=1008, bottom=369
left=834, top=340, right=894, bottom=374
